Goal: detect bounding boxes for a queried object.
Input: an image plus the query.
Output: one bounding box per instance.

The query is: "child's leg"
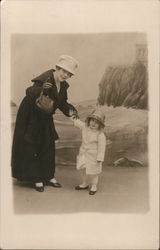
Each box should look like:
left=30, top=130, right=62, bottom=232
left=79, top=169, right=88, bottom=187
left=90, top=174, right=99, bottom=191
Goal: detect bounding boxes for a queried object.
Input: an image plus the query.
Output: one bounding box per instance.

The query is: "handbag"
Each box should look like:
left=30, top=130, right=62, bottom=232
left=36, top=91, right=54, bottom=114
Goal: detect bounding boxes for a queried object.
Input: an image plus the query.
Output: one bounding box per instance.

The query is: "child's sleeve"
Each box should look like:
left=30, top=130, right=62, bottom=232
left=97, top=132, right=106, bottom=162
left=73, top=118, right=85, bottom=130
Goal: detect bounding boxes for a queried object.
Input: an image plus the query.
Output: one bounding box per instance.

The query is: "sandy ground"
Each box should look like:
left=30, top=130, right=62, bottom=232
left=13, top=165, right=149, bottom=214
left=11, top=106, right=149, bottom=214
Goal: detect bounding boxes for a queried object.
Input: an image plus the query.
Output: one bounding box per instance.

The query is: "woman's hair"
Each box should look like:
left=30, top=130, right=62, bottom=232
left=55, top=66, right=73, bottom=77
left=85, top=117, right=105, bottom=130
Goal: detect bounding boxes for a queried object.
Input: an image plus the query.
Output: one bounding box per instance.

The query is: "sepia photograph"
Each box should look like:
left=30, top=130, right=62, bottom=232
left=11, top=33, right=149, bottom=214
left=1, top=0, right=159, bottom=249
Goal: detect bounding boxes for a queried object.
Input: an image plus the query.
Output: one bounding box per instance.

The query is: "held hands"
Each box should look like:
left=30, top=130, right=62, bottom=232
left=69, top=109, right=79, bottom=120
left=70, top=115, right=77, bottom=122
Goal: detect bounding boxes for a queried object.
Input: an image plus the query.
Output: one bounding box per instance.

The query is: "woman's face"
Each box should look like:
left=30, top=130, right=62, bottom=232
left=56, top=68, right=73, bottom=82
left=89, top=118, right=99, bottom=130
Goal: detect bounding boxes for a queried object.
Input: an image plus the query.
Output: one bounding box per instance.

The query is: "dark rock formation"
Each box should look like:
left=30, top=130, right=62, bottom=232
left=98, top=62, right=148, bottom=109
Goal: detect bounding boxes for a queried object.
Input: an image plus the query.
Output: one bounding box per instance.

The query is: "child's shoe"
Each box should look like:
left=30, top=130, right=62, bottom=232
left=89, top=185, right=97, bottom=195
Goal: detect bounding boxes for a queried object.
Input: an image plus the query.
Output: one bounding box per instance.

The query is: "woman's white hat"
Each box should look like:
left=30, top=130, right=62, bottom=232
left=56, top=55, right=78, bottom=75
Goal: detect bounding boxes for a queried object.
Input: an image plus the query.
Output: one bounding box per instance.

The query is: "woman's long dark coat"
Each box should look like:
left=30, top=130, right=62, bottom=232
left=11, top=69, right=77, bottom=182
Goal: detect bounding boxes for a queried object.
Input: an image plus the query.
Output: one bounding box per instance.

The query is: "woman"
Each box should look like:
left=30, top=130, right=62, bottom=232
left=12, top=55, right=78, bottom=192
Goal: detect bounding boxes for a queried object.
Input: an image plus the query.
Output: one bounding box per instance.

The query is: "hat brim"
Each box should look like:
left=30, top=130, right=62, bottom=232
left=86, top=115, right=105, bottom=127
left=56, top=63, right=75, bottom=75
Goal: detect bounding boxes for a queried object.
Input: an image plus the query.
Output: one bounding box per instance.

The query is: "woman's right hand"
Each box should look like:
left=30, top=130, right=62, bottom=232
left=42, top=82, right=53, bottom=97
left=43, top=82, right=53, bottom=89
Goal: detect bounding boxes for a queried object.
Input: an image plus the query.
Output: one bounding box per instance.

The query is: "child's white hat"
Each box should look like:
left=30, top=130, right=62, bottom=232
left=86, top=110, right=105, bottom=127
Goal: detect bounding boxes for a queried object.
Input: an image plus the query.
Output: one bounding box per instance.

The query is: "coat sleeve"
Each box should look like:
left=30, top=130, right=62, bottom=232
left=59, top=101, right=78, bottom=117
left=58, top=87, right=78, bottom=117
left=97, top=132, right=106, bottom=162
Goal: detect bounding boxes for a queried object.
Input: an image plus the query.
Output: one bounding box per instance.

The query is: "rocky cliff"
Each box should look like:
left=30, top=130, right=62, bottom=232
left=98, top=61, right=148, bottom=109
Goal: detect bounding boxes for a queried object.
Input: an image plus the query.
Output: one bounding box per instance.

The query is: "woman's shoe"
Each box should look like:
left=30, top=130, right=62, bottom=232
left=34, top=185, right=44, bottom=192
left=45, top=178, right=62, bottom=188
left=75, top=185, right=89, bottom=190
left=47, top=181, right=62, bottom=188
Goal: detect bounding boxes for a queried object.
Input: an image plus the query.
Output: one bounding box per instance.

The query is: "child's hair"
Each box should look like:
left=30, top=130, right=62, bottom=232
left=85, top=117, right=105, bottom=130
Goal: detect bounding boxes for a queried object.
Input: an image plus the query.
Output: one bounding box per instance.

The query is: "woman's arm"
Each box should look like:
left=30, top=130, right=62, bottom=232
left=59, top=101, right=78, bottom=117
left=58, top=88, right=78, bottom=117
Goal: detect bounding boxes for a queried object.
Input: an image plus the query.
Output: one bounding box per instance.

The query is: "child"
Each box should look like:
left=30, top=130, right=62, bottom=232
left=71, top=110, right=106, bottom=195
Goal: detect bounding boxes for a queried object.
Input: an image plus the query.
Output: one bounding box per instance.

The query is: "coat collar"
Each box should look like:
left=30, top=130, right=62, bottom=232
left=31, top=68, right=69, bottom=90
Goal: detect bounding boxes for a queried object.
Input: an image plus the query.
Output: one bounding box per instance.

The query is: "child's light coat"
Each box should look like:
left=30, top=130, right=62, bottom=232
left=74, top=119, right=106, bottom=175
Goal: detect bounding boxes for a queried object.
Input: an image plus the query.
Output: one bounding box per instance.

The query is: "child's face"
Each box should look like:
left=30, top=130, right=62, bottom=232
left=89, top=118, right=99, bottom=130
